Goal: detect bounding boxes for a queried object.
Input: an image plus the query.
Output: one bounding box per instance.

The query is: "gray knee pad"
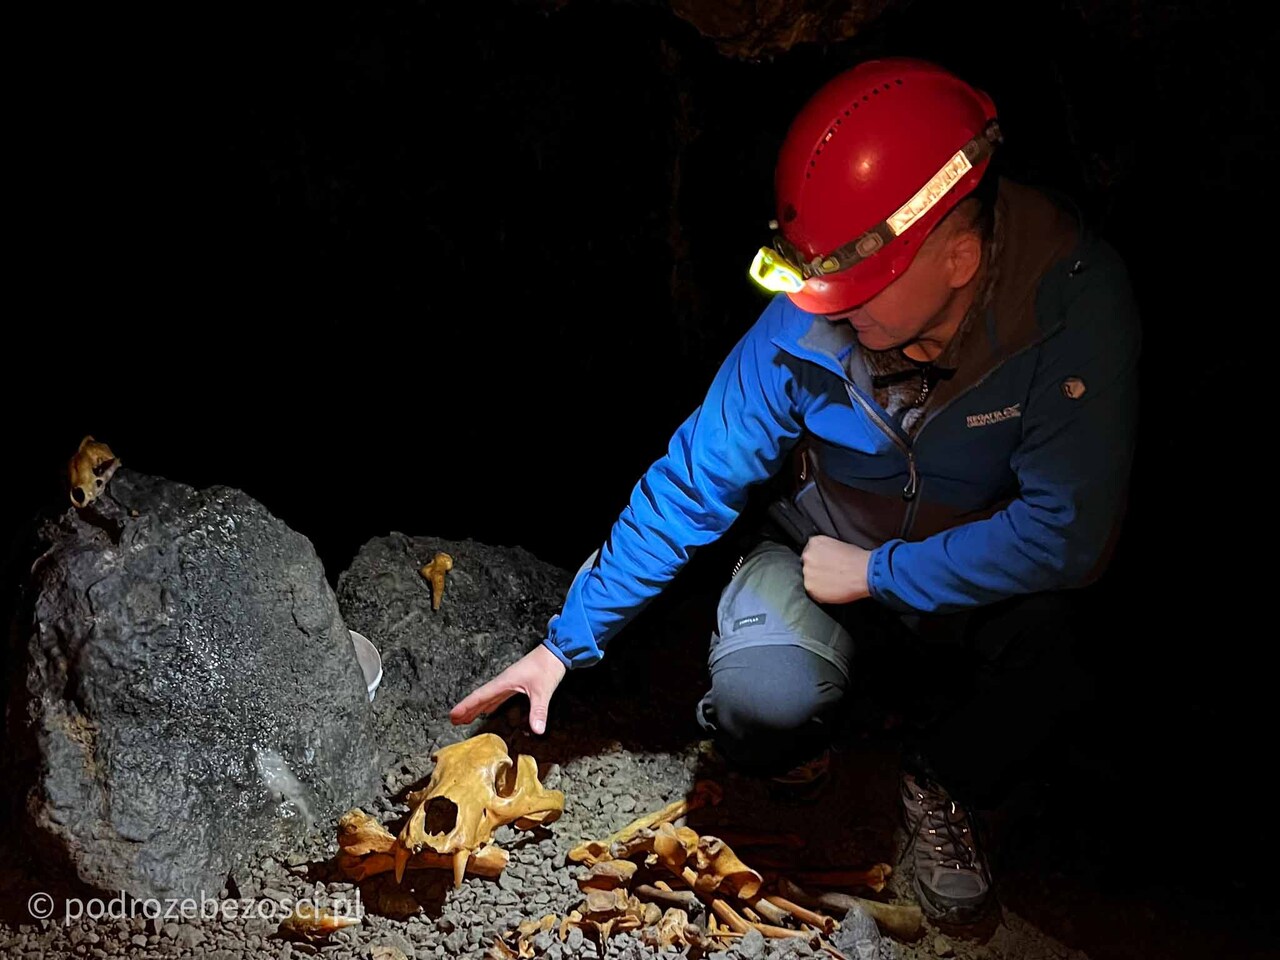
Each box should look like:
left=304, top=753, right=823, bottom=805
left=695, top=542, right=855, bottom=771
left=709, top=540, right=853, bottom=679
left=700, top=643, right=847, bottom=737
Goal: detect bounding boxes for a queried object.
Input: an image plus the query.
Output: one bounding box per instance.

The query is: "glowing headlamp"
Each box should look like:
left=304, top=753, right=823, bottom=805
left=749, top=245, right=805, bottom=293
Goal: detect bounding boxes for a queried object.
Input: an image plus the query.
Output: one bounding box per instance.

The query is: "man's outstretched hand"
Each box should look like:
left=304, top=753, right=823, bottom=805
left=448, top=643, right=567, bottom=735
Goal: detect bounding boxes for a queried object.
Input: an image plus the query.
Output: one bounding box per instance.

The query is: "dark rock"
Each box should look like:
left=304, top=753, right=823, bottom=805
left=5, top=468, right=382, bottom=900
left=336, top=534, right=570, bottom=737
left=245, top=917, right=276, bottom=937
left=496, top=870, right=522, bottom=893
left=565, top=927, right=584, bottom=953
left=443, top=930, right=467, bottom=954
left=373, top=932, right=416, bottom=958
left=831, top=903, right=887, bottom=960
left=739, top=929, right=766, bottom=960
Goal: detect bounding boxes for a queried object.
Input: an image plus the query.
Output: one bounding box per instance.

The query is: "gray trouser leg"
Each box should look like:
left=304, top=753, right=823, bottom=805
left=695, top=541, right=854, bottom=775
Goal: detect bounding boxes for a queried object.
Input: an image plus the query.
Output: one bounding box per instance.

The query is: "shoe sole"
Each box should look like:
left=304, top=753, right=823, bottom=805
left=911, top=872, right=992, bottom=925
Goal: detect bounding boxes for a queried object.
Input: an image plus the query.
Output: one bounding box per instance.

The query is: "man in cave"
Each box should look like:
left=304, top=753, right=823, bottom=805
left=451, top=56, right=1141, bottom=925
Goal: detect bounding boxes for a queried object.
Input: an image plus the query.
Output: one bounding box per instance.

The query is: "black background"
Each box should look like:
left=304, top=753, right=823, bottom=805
left=7, top=0, right=1273, bottom=949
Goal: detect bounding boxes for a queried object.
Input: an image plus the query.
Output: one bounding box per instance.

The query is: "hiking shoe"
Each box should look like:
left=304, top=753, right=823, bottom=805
left=900, top=772, right=992, bottom=923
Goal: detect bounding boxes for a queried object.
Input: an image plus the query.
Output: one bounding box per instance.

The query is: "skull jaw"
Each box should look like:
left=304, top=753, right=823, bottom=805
left=393, top=733, right=564, bottom=887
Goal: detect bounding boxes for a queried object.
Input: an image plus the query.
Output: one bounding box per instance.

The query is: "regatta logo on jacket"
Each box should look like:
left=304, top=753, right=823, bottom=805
left=965, top=404, right=1022, bottom=428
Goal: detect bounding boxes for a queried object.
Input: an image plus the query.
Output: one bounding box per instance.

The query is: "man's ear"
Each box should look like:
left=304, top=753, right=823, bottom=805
left=947, top=227, right=983, bottom=290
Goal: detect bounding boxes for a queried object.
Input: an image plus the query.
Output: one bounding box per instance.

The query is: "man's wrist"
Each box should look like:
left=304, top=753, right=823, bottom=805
left=541, top=638, right=574, bottom=670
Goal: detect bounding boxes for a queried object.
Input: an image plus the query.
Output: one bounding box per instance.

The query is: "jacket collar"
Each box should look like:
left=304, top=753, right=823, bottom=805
left=771, top=178, right=1084, bottom=401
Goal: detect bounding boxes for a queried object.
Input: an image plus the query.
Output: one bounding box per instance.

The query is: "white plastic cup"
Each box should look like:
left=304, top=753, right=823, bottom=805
left=348, top=630, right=383, bottom=701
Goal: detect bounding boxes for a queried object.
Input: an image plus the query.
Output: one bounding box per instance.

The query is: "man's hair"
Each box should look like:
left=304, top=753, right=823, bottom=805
left=943, top=160, right=999, bottom=246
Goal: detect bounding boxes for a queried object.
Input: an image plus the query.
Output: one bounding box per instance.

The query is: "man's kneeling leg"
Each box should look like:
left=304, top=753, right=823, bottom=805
left=695, top=540, right=852, bottom=778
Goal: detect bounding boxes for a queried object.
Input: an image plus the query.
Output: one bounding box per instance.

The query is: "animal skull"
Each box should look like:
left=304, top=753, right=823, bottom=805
left=396, top=733, right=564, bottom=886
left=68, top=436, right=120, bottom=508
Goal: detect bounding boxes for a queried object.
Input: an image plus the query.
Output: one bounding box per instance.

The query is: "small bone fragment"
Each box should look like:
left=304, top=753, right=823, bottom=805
left=584, top=888, right=631, bottom=915
left=419, top=552, right=454, bottom=611
left=764, top=894, right=836, bottom=934
left=579, top=860, right=638, bottom=891
left=776, top=878, right=923, bottom=942
left=654, top=909, right=692, bottom=948
left=710, top=900, right=809, bottom=940
left=516, top=915, right=558, bottom=938
left=691, top=835, right=762, bottom=899
left=277, top=902, right=360, bottom=942
left=633, top=885, right=701, bottom=913
left=710, top=899, right=752, bottom=934
left=678, top=925, right=715, bottom=951
left=568, top=781, right=723, bottom=863
left=609, top=831, right=658, bottom=862
left=789, top=864, right=892, bottom=893
left=743, top=897, right=789, bottom=926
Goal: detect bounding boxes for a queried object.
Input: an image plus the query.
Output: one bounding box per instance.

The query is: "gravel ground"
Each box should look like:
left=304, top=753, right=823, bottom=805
left=0, top=539, right=1264, bottom=960
left=0, top=667, right=1092, bottom=960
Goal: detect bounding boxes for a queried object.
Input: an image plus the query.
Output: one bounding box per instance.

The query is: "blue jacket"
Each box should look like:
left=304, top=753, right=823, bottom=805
left=545, top=180, right=1141, bottom=669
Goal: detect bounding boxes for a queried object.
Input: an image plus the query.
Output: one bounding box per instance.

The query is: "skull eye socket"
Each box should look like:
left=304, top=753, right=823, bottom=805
left=424, top=796, right=458, bottom=835
left=495, top=762, right=516, bottom=798
left=93, top=458, right=116, bottom=477
left=72, top=487, right=86, bottom=504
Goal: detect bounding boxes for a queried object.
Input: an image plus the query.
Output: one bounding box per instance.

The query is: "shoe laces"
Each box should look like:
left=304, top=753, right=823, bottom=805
left=900, top=786, right=981, bottom=872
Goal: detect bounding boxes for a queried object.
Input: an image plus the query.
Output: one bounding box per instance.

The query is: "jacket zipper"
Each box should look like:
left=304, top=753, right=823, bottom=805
left=842, top=383, right=920, bottom=537
left=778, top=316, right=1064, bottom=540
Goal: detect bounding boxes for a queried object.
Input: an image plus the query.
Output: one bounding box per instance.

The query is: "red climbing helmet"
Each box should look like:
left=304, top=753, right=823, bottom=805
left=749, top=58, right=1001, bottom=315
